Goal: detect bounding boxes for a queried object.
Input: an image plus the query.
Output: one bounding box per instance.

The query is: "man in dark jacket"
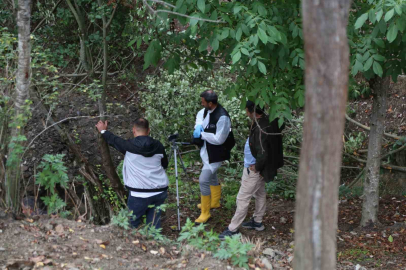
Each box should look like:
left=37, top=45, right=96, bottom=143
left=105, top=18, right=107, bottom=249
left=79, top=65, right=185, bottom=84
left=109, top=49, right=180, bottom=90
left=96, top=117, right=169, bottom=229
left=219, top=100, right=284, bottom=239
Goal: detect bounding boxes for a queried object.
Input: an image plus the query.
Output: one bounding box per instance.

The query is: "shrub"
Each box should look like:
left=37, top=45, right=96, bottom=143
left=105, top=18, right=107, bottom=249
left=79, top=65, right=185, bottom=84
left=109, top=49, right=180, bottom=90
left=35, top=154, right=69, bottom=214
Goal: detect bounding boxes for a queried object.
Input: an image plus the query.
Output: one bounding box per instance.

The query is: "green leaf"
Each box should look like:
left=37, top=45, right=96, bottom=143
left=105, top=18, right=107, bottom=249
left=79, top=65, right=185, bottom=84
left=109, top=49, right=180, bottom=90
left=250, top=58, right=257, bottom=66
left=352, top=60, right=363, bottom=76
left=388, top=235, right=393, bottom=243
left=395, top=5, right=402, bottom=15
left=241, top=48, right=249, bottom=56
left=127, top=38, right=137, bottom=47
left=364, top=57, right=373, bottom=71
left=175, top=0, right=184, bottom=11
left=257, top=28, right=268, bottom=44
left=355, top=13, right=368, bottom=29
left=373, top=61, right=383, bottom=77
left=236, top=28, right=242, bottom=41
left=298, top=94, right=304, bottom=107
left=137, top=38, right=142, bottom=49
left=369, top=9, right=376, bottom=24
left=384, top=9, right=395, bottom=22
left=372, top=54, right=385, bottom=62
left=220, top=29, right=229, bottom=40
left=377, top=19, right=386, bottom=34
left=373, top=38, right=385, bottom=48
left=387, top=23, right=398, bottom=43
left=257, top=61, right=266, bottom=74
left=197, top=0, right=205, bottom=13
left=211, top=38, right=219, bottom=51
left=233, top=6, right=242, bottom=15
left=232, top=51, right=241, bottom=64
left=199, top=39, right=208, bottom=52
left=376, top=9, right=383, bottom=22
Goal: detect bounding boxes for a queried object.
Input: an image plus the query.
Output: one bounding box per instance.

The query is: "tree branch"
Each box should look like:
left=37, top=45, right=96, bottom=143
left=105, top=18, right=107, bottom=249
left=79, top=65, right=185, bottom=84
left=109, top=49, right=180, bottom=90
left=31, top=0, right=63, bottom=34
left=22, top=115, right=122, bottom=158
left=143, top=0, right=225, bottom=24
left=345, top=113, right=401, bottom=140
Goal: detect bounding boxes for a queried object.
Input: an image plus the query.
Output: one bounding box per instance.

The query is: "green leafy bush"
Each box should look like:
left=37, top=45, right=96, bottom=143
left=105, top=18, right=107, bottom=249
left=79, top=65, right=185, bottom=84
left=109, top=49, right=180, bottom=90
left=35, top=154, right=69, bottom=214
left=111, top=208, right=133, bottom=230
left=141, top=68, right=249, bottom=151
left=345, top=132, right=366, bottom=153
left=214, top=234, right=254, bottom=268
left=266, top=178, right=297, bottom=199
left=178, top=218, right=220, bottom=252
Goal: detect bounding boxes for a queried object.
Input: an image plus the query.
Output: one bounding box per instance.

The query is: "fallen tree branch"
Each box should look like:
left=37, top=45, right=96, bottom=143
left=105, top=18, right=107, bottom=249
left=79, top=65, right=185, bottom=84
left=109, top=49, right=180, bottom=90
left=379, top=143, right=406, bottom=160
left=345, top=113, right=401, bottom=140
left=58, top=71, right=120, bottom=77
left=347, top=168, right=366, bottom=189
left=343, top=152, right=406, bottom=173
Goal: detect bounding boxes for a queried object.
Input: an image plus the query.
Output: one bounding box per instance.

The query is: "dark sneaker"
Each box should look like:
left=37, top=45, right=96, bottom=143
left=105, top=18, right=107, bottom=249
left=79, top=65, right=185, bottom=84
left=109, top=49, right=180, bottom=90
left=219, top=228, right=239, bottom=240
left=242, top=218, right=265, bottom=231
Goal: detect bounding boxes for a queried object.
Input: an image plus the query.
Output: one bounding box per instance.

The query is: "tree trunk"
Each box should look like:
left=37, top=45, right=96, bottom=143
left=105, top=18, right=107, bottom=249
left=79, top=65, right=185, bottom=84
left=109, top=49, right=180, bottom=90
left=6, top=0, right=32, bottom=212
left=66, top=0, right=92, bottom=73
left=361, top=76, right=389, bottom=227
left=294, top=1, right=352, bottom=270
left=96, top=0, right=126, bottom=201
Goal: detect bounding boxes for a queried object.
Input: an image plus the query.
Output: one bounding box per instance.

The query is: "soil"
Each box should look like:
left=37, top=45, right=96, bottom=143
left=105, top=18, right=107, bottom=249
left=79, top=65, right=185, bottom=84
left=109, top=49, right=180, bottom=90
left=1, top=195, right=405, bottom=269
left=0, top=215, right=236, bottom=270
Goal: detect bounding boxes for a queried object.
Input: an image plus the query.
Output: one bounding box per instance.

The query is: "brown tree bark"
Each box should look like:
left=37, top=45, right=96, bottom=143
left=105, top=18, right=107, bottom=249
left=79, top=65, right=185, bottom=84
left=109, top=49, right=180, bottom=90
left=6, top=0, right=32, bottom=212
left=361, top=76, right=390, bottom=227
left=294, top=1, right=352, bottom=269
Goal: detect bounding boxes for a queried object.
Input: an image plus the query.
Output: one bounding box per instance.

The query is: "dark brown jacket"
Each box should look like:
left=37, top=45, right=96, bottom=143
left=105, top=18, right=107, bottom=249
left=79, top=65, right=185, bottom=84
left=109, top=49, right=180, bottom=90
left=249, top=117, right=284, bottom=182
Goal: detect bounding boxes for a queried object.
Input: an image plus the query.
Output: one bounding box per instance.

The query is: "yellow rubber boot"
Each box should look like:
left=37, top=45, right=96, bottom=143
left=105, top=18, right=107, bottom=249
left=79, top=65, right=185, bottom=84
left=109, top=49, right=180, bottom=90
left=209, top=185, right=221, bottom=208
left=195, top=195, right=211, bottom=224
left=197, top=185, right=221, bottom=209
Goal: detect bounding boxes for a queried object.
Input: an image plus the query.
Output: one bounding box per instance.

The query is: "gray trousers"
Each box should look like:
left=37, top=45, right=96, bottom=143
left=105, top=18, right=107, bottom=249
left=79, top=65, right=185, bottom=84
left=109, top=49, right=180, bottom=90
left=199, top=169, right=219, bottom=195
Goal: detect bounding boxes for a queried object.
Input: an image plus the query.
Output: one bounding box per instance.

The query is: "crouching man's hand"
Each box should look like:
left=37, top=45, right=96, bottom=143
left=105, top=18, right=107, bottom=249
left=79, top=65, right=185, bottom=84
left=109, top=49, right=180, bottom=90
left=95, top=120, right=108, bottom=133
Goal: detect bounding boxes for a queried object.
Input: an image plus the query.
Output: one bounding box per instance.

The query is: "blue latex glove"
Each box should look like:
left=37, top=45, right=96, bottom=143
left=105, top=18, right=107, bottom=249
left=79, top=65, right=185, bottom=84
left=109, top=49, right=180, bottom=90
left=193, top=125, right=204, bottom=138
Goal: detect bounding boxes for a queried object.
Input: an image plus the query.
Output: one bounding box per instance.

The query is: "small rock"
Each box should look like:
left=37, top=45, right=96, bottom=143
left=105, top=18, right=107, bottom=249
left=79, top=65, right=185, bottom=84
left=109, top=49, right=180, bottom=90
left=280, top=217, right=287, bottom=224
left=227, top=266, right=232, bottom=270
left=261, top=257, right=273, bottom=270
left=355, top=264, right=367, bottom=270
left=43, top=223, right=53, bottom=231
left=263, top=248, right=276, bottom=258
left=0, top=247, right=5, bottom=252
left=55, top=224, right=64, bottom=233
left=350, top=231, right=357, bottom=235
left=288, top=255, right=294, bottom=263
left=289, top=241, right=294, bottom=247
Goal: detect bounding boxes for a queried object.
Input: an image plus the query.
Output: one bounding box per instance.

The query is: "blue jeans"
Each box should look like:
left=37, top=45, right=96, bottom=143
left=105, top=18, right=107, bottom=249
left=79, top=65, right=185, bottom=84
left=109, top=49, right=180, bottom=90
left=127, top=191, right=168, bottom=229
